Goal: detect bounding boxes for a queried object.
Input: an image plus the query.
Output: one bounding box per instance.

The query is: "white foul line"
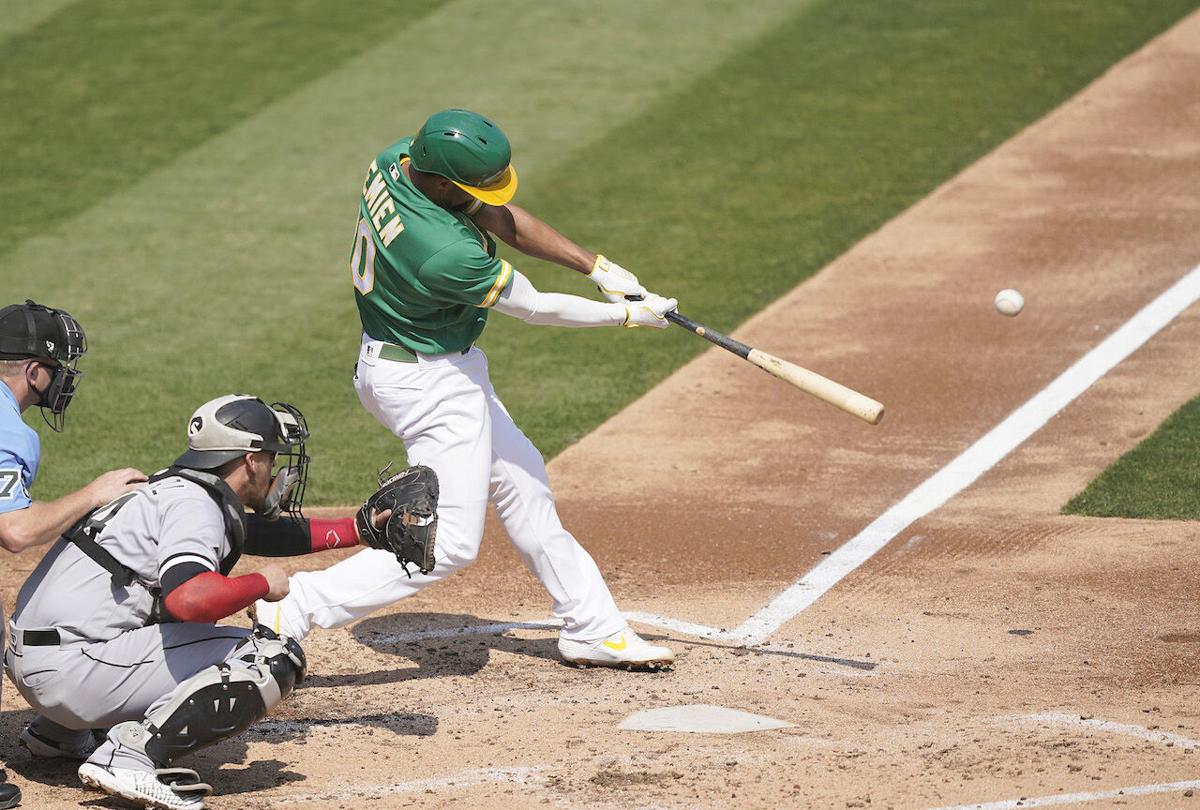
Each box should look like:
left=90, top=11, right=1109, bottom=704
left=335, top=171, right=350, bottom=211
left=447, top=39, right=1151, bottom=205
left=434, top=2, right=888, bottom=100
left=622, top=610, right=737, bottom=642
left=925, top=778, right=1200, bottom=810
left=1004, top=712, right=1200, bottom=750
left=335, top=265, right=1200, bottom=655
left=735, top=264, right=1200, bottom=644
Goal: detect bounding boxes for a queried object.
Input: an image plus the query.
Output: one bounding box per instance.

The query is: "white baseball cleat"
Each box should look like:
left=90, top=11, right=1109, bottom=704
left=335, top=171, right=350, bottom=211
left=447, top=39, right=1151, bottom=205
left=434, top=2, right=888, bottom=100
left=251, top=598, right=298, bottom=638
left=79, top=762, right=209, bottom=810
left=559, top=628, right=675, bottom=670
left=20, top=724, right=99, bottom=761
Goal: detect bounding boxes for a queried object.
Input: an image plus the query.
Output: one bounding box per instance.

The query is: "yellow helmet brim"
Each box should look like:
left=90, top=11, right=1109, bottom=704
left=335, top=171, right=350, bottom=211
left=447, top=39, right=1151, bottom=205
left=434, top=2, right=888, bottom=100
left=453, top=164, right=518, bottom=207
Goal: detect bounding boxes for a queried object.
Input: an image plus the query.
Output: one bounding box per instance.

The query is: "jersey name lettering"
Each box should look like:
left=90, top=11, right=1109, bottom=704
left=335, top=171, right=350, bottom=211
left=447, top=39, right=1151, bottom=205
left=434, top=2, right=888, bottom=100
left=361, top=160, right=405, bottom=247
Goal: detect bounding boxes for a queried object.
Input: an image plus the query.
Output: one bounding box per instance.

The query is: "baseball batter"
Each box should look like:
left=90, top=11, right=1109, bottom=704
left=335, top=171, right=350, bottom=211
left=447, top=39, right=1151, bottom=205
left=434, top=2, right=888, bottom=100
left=6, top=395, right=383, bottom=809
left=255, top=109, right=677, bottom=669
left=0, top=300, right=147, bottom=809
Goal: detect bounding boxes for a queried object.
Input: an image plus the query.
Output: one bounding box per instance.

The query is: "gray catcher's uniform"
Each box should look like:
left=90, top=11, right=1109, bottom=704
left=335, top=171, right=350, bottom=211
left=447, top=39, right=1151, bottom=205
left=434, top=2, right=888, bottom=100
left=6, top=470, right=302, bottom=772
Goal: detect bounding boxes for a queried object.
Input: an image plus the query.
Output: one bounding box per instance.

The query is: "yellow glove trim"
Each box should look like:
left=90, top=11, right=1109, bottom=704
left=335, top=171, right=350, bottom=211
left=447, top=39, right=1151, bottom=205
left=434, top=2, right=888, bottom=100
left=592, top=255, right=629, bottom=299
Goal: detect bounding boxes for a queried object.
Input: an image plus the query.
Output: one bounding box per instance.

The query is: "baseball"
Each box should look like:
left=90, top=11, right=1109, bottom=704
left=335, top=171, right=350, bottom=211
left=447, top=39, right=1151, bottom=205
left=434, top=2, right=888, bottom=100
left=994, top=288, right=1024, bottom=316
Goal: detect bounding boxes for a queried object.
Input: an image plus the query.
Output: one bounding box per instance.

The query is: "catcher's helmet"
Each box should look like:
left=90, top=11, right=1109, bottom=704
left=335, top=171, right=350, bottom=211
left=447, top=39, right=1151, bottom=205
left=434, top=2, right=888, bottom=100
left=409, top=109, right=518, bottom=206
left=175, top=395, right=310, bottom=519
left=0, top=300, right=87, bottom=432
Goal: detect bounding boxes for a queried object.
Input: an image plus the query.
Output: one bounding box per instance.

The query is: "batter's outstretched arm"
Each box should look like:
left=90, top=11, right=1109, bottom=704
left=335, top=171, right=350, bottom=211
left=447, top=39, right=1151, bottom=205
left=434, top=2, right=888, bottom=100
left=474, top=204, right=654, bottom=304
left=494, top=270, right=676, bottom=329
left=473, top=203, right=595, bottom=272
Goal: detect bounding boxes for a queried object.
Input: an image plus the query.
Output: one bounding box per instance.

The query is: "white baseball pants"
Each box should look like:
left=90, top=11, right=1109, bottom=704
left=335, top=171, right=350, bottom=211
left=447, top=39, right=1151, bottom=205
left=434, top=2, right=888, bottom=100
left=273, top=340, right=626, bottom=643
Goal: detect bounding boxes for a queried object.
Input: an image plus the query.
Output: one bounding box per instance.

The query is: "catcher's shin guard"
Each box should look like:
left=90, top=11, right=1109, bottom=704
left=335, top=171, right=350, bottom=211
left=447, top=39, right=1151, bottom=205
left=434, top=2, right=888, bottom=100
left=137, top=630, right=305, bottom=765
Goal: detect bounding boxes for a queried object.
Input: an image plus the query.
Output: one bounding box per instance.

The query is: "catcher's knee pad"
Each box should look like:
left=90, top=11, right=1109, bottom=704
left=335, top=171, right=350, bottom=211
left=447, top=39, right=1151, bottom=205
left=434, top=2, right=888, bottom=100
left=140, top=631, right=305, bottom=765
left=238, top=626, right=307, bottom=693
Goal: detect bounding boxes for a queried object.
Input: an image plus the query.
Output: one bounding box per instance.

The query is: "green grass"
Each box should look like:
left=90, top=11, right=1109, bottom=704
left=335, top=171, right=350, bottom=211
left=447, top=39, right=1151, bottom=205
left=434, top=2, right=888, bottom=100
left=486, top=0, right=1200, bottom=450
left=0, top=0, right=79, bottom=43
left=2, top=0, right=1195, bottom=505
left=1063, top=396, right=1200, bottom=519
left=0, top=0, right=440, bottom=250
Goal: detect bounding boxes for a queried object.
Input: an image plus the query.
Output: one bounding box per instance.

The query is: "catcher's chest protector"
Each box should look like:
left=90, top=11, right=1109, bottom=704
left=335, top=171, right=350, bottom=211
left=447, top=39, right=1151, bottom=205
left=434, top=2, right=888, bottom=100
left=64, top=467, right=247, bottom=603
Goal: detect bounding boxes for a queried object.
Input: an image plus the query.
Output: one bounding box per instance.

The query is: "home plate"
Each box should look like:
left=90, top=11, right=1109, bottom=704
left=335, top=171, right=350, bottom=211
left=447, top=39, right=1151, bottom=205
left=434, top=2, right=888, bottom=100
left=619, top=705, right=795, bottom=734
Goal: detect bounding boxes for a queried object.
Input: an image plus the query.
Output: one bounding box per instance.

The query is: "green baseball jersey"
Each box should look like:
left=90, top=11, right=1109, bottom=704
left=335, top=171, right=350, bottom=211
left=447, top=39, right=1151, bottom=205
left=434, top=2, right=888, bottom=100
left=350, top=137, right=513, bottom=354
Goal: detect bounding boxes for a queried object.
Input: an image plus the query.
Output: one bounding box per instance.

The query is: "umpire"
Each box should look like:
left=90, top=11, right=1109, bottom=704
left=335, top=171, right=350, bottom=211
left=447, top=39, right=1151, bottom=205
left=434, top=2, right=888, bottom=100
left=0, top=301, right=146, bottom=550
left=0, top=300, right=146, bottom=809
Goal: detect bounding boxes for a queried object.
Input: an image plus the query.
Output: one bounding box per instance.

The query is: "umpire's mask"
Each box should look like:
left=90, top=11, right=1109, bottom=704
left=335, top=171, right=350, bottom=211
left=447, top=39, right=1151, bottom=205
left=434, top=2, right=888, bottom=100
left=175, top=395, right=310, bottom=520
left=0, top=300, right=87, bottom=432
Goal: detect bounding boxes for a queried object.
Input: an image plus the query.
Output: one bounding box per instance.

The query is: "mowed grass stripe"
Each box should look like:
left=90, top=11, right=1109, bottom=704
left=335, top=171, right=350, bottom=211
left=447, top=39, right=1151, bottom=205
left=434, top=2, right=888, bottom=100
left=483, top=0, right=1200, bottom=461
left=5, top=0, right=812, bottom=503
left=1064, top=395, right=1200, bottom=519
left=0, top=1, right=441, bottom=251
left=0, top=0, right=80, bottom=44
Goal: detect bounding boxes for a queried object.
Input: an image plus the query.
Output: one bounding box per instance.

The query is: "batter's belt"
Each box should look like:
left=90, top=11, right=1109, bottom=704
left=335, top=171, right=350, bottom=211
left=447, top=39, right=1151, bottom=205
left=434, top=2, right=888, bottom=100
left=378, top=343, right=419, bottom=363
left=379, top=342, right=472, bottom=363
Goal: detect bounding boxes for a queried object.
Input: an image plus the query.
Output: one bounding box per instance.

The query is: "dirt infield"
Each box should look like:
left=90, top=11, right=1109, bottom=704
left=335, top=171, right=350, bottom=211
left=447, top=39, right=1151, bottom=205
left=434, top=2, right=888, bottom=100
left=6, top=10, right=1200, bottom=809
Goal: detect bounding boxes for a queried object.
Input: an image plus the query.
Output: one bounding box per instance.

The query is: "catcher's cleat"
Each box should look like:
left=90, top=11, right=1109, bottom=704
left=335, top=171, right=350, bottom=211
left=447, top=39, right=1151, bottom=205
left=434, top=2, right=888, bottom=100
left=79, top=762, right=207, bottom=810
left=155, top=768, right=213, bottom=797
left=0, top=770, right=19, bottom=810
left=20, top=723, right=99, bottom=761
left=559, top=629, right=675, bottom=671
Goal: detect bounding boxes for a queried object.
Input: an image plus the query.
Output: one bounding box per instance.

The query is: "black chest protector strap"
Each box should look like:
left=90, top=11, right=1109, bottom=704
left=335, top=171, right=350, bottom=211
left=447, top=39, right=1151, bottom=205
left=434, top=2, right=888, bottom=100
left=65, top=467, right=248, bottom=590
left=65, top=491, right=140, bottom=589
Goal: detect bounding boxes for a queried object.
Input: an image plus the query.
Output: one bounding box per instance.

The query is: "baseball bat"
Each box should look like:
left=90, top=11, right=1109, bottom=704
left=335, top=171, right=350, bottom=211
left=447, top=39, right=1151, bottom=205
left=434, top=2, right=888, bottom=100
left=664, top=310, right=885, bottom=425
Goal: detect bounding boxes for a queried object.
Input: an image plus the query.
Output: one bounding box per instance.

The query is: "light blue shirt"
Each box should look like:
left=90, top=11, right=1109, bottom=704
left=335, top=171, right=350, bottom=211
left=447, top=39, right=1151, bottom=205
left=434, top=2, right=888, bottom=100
left=0, top=383, right=38, bottom=513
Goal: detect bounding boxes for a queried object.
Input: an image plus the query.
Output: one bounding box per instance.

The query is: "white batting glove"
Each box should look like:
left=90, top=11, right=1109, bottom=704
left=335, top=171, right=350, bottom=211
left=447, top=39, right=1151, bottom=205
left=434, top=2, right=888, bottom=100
left=623, top=294, right=677, bottom=329
left=588, top=255, right=648, bottom=303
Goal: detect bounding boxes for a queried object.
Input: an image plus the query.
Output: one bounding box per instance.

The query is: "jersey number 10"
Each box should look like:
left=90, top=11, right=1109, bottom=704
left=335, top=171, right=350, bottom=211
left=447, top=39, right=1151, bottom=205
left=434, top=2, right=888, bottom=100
left=350, top=218, right=377, bottom=295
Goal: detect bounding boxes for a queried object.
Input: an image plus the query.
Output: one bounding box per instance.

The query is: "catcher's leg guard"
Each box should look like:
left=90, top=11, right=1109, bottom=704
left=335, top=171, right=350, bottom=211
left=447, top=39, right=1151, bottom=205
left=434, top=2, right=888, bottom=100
left=131, top=629, right=305, bottom=765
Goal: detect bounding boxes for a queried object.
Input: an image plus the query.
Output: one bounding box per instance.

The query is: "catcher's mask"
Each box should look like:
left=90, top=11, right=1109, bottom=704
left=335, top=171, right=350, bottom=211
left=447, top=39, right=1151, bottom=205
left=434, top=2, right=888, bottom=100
left=174, top=395, right=310, bottom=520
left=0, top=300, right=87, bottom=432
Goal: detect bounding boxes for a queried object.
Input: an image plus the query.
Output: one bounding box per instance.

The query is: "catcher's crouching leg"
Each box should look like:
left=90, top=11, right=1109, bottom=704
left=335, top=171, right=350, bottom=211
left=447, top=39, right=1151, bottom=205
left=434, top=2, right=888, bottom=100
left=114, top=627, right=306, bottom=767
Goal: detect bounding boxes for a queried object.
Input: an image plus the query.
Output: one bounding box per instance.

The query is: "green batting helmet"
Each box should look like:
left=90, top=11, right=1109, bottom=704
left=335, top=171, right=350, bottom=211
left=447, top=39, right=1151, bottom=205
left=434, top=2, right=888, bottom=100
left=409, top=109, right=518, bottom=206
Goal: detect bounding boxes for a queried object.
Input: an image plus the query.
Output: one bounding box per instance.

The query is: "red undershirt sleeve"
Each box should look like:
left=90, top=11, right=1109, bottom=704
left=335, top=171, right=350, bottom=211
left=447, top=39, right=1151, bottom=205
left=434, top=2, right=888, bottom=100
left=162, top=570, right=270, bottom=624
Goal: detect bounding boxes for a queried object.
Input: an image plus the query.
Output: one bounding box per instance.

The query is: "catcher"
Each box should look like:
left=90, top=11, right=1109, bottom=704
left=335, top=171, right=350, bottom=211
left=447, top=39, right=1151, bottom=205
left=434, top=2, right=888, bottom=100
left=5, top=394, right=436, bottom=809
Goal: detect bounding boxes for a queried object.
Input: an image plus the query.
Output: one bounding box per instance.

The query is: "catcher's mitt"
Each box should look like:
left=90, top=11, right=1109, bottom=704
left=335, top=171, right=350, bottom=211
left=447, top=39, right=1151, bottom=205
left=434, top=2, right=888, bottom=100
left=355, top=464, right=439, bottom=575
